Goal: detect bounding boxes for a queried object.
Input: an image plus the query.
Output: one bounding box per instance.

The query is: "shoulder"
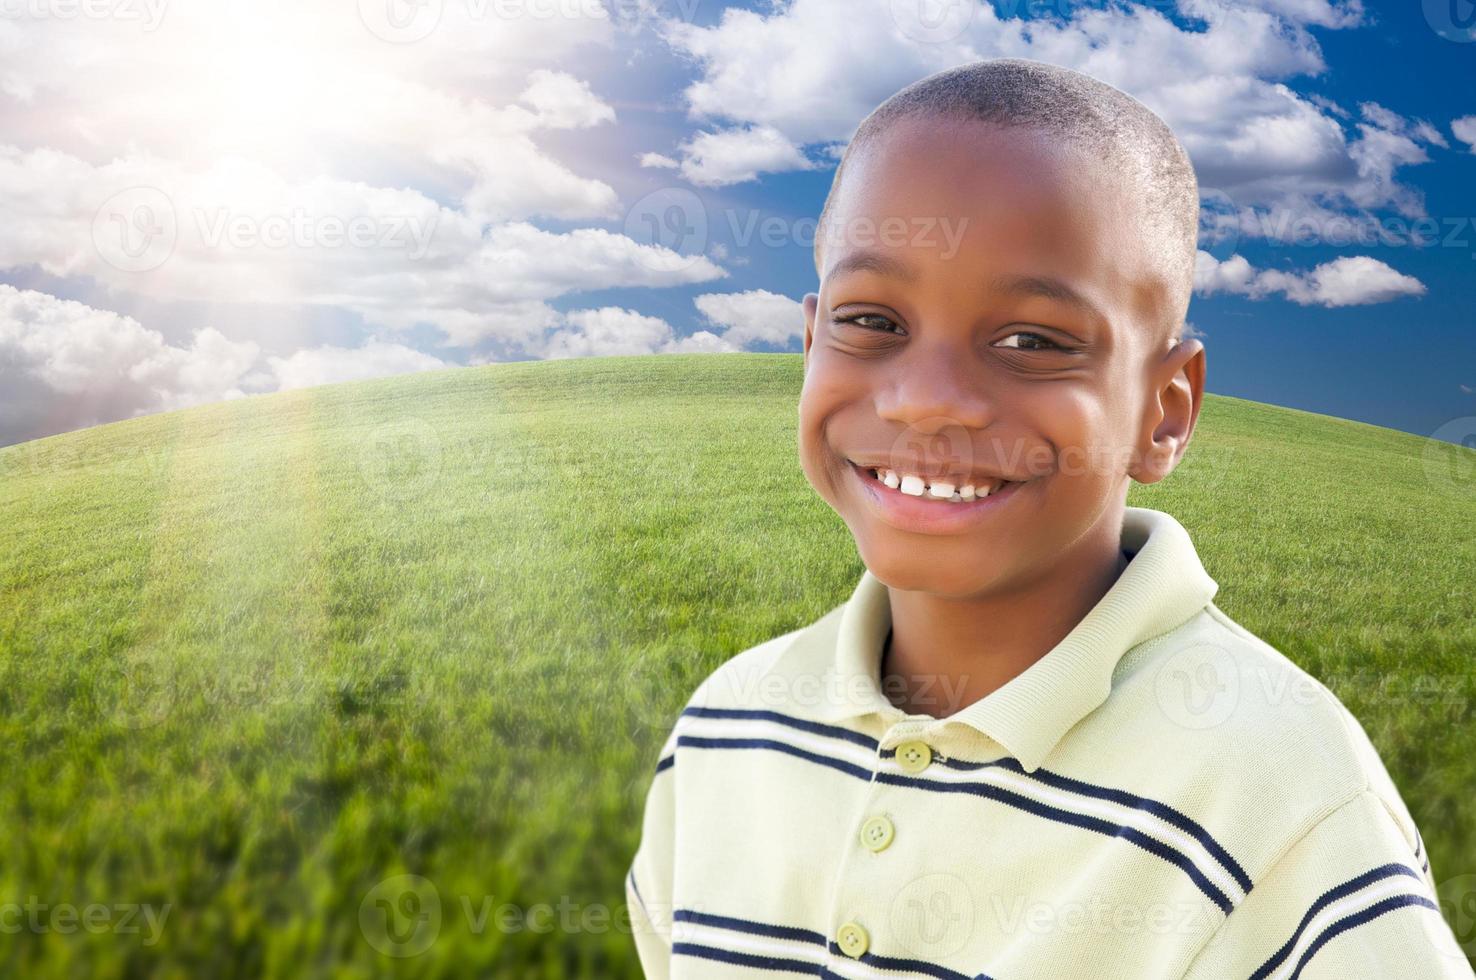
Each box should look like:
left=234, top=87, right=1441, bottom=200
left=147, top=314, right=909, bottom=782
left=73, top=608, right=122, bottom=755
left=1098, top=602, right=1424, bottom=878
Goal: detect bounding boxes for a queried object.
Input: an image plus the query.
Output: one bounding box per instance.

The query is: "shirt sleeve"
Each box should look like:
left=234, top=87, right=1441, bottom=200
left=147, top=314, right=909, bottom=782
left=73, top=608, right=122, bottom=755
left=625, top=724, right=680, bottom=980
left=1181, top=788, right=1474, bottom=979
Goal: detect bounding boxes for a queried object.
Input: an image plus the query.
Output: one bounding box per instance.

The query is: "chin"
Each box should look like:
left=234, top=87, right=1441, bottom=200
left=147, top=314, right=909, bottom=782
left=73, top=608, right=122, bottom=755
left=853, top=533, right=1010, bottom=596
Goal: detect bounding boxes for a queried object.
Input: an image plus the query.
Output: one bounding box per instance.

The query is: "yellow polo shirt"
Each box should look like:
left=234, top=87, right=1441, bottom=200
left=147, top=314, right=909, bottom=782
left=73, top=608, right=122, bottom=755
left=625, top=506, right=1471, bottom=979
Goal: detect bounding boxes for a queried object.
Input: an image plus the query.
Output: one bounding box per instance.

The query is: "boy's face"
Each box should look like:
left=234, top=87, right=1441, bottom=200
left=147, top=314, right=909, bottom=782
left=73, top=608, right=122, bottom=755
left=799, top=115, right=1203, bottom=595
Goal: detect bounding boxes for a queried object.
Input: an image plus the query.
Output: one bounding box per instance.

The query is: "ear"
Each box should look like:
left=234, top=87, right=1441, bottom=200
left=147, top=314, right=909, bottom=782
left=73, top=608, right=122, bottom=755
left=1130, top=336, right=1205, bottom=485
left=801, top=293, right=819, bottom=373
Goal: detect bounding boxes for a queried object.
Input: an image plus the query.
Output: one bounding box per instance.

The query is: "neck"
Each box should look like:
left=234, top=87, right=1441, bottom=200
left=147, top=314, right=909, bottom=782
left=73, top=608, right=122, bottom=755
left=881, top=507, right=1130, bottom=719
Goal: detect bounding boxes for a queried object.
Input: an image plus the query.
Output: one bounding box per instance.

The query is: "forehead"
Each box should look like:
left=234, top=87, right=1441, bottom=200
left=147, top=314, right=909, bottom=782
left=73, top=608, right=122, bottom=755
left=822, top=116, right=1163, bottom=327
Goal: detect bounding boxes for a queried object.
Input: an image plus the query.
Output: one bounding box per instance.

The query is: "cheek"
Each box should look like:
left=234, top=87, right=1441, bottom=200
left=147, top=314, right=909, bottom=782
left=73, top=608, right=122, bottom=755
left=796, top=375, right=828, bottom=456
left=796, top=365, right=853, bottom=491
left=1028, top=387, right=1126, bottom=485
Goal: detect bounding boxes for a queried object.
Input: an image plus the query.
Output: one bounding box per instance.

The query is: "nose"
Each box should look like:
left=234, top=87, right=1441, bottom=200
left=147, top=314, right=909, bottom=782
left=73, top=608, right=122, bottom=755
left=872, top=339, right=994, bottom=434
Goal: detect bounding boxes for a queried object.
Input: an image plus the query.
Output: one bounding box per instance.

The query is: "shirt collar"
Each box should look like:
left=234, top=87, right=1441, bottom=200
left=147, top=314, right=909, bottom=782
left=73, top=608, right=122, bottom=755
left=766, top=506, right=1218, bottom=773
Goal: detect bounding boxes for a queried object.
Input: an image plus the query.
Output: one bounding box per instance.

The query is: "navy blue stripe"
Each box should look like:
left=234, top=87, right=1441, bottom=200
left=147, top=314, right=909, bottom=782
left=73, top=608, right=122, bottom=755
left=673, top=910, right=990, bottom=979
left=627, top=870, right=646, bottom=914
left=655, top=753, right=674, bottom=774
left=1249, top=863, right=1423, bottom=979
left=673, top=942, right=820, bottom=976
left=1286, top=894, right=1441, bottom=980
left=671, top=732, right=1232, bottom=912
left=675, top=908, right=828, bottom=946
left=876, top=770, right=1233, bottom=913
left=688, top=707, right=1246, bottom=895
left=995, top=757, right=1253, bottom=893
left=676, top=735, right=874, bottom=781
left=827, top=941, right=991, bottom=980
left=878, top=750, right=1252, bottom=894
left=681, top=706, right=880, bottom=750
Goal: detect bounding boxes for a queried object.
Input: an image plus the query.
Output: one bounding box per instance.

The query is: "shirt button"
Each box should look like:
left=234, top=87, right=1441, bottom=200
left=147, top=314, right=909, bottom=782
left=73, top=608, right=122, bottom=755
left=895, top=739, right=933, bottom=773
left=860, top=815, right=895, bottom=852
left=837, top=921, right=869, bottom=958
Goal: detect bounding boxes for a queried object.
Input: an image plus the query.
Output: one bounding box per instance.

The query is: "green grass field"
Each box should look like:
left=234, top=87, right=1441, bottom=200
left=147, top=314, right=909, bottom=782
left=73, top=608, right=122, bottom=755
left=1, top=352, right=1472, bottom=977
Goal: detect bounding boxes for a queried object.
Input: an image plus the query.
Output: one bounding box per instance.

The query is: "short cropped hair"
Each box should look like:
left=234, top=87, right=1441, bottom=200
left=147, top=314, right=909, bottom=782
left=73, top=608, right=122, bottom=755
left=815, top=58, right=1200, bottom=344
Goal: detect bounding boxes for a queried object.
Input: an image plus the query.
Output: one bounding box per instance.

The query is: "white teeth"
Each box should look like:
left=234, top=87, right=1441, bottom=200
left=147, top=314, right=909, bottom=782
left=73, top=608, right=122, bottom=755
left=862, top=464, right=1007, bottom=504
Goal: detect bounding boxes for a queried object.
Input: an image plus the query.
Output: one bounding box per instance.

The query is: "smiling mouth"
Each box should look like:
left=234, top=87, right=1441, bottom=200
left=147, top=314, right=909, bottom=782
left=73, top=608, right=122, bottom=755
left=846, top=461, right=1023, bottom=504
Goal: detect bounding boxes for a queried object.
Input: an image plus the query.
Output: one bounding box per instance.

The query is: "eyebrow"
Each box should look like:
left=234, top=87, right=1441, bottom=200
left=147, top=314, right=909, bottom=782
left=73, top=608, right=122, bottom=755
left=989, top=273, right=1103, bottom=321
left=826, top=250, right=917, bottom=283
left=826, top=250, right=1107, bottom=324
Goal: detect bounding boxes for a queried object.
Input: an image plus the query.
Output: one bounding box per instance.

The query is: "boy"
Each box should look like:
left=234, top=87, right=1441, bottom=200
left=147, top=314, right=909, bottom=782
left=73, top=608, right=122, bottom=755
left=625, top=58, right=1471, bottom=979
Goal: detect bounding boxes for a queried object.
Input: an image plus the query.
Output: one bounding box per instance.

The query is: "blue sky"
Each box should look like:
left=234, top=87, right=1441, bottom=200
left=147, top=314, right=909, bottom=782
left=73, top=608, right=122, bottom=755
left=0, top=0, right=1472, bottom=446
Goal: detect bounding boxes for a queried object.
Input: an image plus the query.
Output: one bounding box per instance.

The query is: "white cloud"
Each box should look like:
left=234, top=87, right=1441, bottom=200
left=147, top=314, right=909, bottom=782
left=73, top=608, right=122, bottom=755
left=542, top=306, right=679, bottom=358
left=0, top=5, right=621, bottom=225
left=539, top=306, right=744, bottom=358
left=1194, top=251, right=1426, bottom=306
left=1222, top=0, right=1365, bottom=28
left=0, top=149, right=727, bottom=349
left=268, top=340, right=448, bottom=391
left=0, top=284, right=258, bottom=443
left=0, top=285, right=483, bottom=444
left=653, top=0, right=1434, bottom=236
left=638, top=152, right=680, bottom=169
left=518, top=69, right=616, bottom=130
left=132, top=326, right=263, bottom=411
left=1453, top=116, right=1476, bottom=152
left=1306, top=93, right=1349, bottom=119
left=693, top=289, right=804, bottom=347
left=677, top=125, right=815, bottom=187
left=659, top=1, right=1333, bottom=145
left=664, top=330, right=741, bottom=353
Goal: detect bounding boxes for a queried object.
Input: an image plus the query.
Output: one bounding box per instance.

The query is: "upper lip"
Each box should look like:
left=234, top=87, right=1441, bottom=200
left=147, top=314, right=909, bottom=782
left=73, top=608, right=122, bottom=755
left=845, top=455, right=1021, bottom=487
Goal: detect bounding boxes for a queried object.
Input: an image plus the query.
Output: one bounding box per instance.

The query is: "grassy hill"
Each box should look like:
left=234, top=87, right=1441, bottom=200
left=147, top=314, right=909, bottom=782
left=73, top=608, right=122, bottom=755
left=1, top=352, right=1472, bottom=977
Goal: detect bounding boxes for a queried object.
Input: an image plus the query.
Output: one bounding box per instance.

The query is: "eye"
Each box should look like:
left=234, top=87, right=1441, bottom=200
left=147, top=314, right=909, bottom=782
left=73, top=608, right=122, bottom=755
left=832, top=312, right=902, bottom=335
left=993, top=330, right=1064, bottom=351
